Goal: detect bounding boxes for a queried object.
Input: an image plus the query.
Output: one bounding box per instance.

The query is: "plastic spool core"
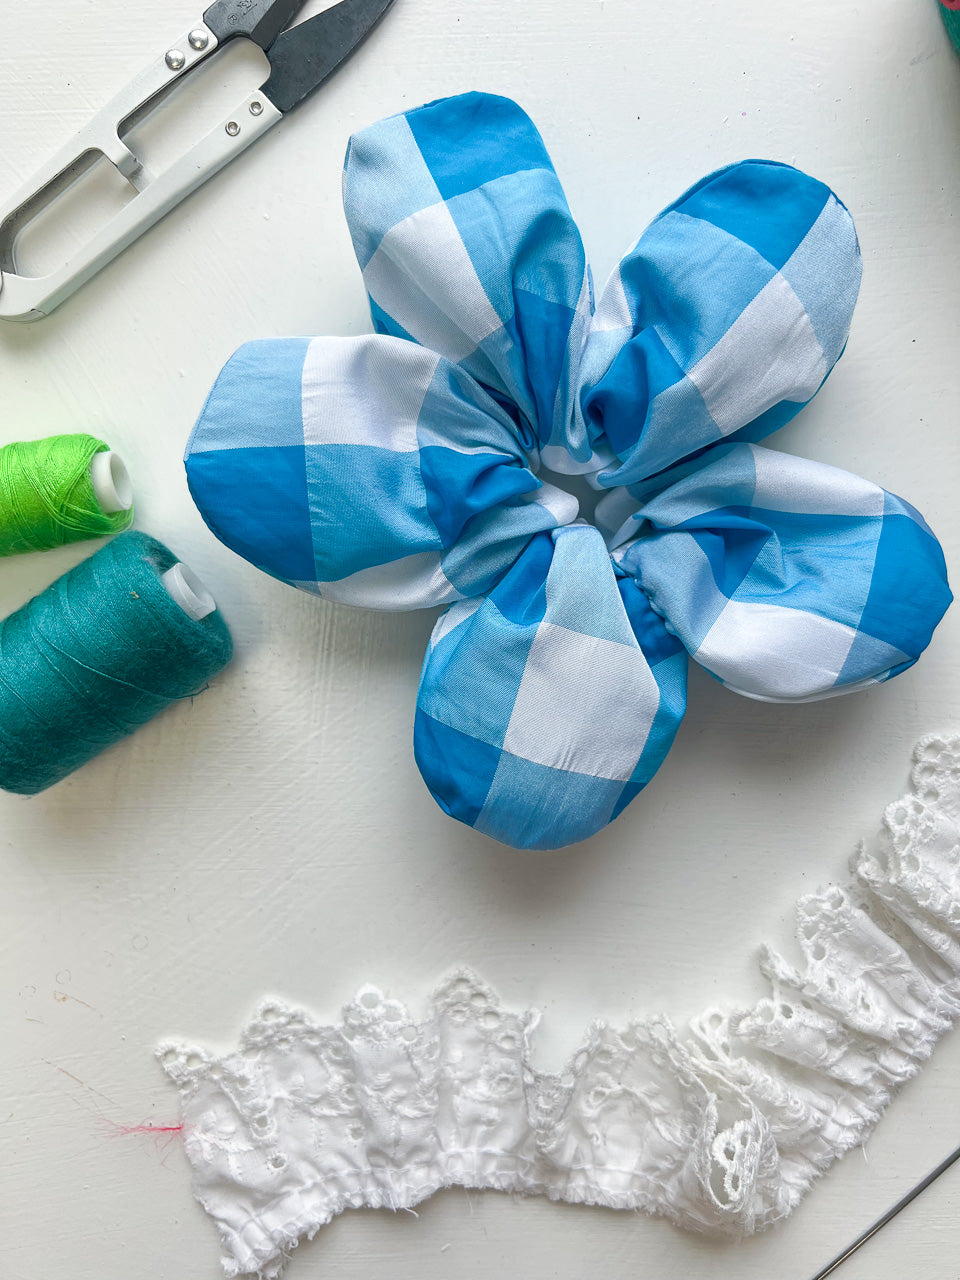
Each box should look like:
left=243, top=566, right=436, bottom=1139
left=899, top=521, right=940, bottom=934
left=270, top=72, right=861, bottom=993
left=161, top=562, right=216, bottom=621
left=89, top=451, right=133, bottom=514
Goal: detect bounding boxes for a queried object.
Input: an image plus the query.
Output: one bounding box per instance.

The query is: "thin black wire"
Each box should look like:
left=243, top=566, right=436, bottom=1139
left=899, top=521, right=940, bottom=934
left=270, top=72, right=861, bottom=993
left=809, top=1142, right=960, bottom=1280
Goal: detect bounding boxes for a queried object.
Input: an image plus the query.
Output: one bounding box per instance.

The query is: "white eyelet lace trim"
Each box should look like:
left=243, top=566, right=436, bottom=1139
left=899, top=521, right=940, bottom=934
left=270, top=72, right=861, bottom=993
left=159, top=734, right=960, bottom=1279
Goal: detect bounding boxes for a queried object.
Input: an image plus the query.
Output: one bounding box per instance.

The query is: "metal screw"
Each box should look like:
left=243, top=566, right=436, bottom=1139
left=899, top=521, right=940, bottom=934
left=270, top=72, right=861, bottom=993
left=188, top=29, right=209, bottom=50
left=249, top=100, right=263, bottom=116
left=225, top=121, right=240, bottom=137
left=165, top=49, right=186, bottom=71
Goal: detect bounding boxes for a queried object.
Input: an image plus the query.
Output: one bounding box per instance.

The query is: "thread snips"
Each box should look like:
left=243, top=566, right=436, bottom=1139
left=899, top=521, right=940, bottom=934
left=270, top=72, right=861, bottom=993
left=0, top=0, right=397, bottom=322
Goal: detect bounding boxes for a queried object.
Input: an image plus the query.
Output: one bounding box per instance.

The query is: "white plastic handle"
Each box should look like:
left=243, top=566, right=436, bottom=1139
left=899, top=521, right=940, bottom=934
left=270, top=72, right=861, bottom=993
left=0, top=86, right=280, bottom=322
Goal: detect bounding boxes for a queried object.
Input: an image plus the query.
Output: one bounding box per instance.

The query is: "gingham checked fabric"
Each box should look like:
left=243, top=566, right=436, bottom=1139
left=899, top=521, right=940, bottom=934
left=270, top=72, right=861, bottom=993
left=185, top=92, right=952, bottom=850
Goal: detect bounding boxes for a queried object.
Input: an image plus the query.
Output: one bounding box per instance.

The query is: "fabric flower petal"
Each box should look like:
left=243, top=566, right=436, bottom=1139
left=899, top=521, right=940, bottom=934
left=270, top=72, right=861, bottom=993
left=415, top=525, right=688, bottom=849
left=580, top=161, right=862, bottom=489
left=343, top=92, right=598, bottom=467
left=185, top=334, right=577, bottom=609
left=608, top=444, right=952, bottom=702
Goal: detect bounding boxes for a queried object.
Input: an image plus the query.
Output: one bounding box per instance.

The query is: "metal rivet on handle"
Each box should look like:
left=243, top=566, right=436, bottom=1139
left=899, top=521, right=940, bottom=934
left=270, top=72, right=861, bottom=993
left=188, top=30, right=209, bottom=50
left=165, top=49, right=186, bottom=71
left=225, top=121, right=240, bottom=137
left=249, top=101, right=264, bottom=116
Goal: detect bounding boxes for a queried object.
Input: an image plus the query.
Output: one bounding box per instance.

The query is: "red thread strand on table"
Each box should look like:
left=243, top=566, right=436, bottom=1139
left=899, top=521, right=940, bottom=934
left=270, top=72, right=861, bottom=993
left=113, top=1123, right=184, bottom=1135
left=96, top=1116, right=185, bottom=1142
left=96, top=1117, right=185, bottom=1167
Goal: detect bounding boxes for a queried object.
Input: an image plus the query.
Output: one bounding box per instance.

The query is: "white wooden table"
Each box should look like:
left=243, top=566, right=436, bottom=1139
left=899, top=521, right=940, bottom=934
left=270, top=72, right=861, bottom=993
left=2, top=2, right=960, bottom=1277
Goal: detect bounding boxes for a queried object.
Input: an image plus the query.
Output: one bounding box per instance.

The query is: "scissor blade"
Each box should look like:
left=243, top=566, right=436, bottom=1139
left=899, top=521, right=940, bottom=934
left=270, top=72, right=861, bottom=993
left=202, top=0, right=304, bottom=48
left=259, top=0, right=397, bottom=113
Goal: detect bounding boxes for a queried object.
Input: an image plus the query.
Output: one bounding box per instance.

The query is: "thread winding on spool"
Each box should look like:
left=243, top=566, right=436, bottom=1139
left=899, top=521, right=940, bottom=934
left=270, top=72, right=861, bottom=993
left=0, top=530, right=233, bottom=794
left=0, top=433, right=134, bottom=556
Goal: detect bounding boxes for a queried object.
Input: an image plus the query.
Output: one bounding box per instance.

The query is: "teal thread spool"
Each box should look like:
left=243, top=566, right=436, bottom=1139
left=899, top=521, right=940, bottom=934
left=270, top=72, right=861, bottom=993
left=0, top=433, right=134, bottom=556
left=0, top=531, right=233, bottom=794
left=942, top=3, right=960, bottom=56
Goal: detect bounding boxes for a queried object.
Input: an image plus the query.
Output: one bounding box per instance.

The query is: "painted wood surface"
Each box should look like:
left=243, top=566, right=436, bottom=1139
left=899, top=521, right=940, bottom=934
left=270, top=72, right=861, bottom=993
left=1, top=1, right=959, bottom=1276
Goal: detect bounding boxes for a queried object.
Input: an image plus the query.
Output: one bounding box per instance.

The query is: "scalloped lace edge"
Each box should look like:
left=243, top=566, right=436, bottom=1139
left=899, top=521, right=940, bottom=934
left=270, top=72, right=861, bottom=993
left=158, top=733, right=960, bottom=1279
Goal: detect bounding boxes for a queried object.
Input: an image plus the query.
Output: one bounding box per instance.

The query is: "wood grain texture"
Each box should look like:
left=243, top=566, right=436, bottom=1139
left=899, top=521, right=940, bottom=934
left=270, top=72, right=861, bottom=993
left=1, top=0, right=959, bottom=1276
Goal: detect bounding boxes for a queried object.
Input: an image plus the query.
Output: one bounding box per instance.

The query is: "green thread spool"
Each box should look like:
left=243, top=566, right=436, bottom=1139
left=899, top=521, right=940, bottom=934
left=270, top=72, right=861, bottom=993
left=0, top=530, right=233, bottom=794
left=0, top=433, right=134, bottom=556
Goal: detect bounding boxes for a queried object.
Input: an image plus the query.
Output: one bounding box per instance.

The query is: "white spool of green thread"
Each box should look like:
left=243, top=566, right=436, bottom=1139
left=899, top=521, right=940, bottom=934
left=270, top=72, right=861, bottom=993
left=0, top=433, right=134, bottom=555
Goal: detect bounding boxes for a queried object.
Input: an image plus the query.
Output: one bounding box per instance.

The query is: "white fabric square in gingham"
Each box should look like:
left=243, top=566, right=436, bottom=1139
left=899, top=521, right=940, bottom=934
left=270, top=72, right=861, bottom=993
left=502, top=622, right=659, bottom=780
left=363, top=200, right=504, bottom=363
left=695, top=600, right=858, bottom=700
left=301, top=336, right=439, bottom=451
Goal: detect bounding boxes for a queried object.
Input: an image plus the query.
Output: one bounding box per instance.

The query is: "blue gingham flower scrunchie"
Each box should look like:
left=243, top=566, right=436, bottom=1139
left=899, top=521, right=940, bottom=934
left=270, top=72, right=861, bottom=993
left=186, top=92, right=952, bottom=850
